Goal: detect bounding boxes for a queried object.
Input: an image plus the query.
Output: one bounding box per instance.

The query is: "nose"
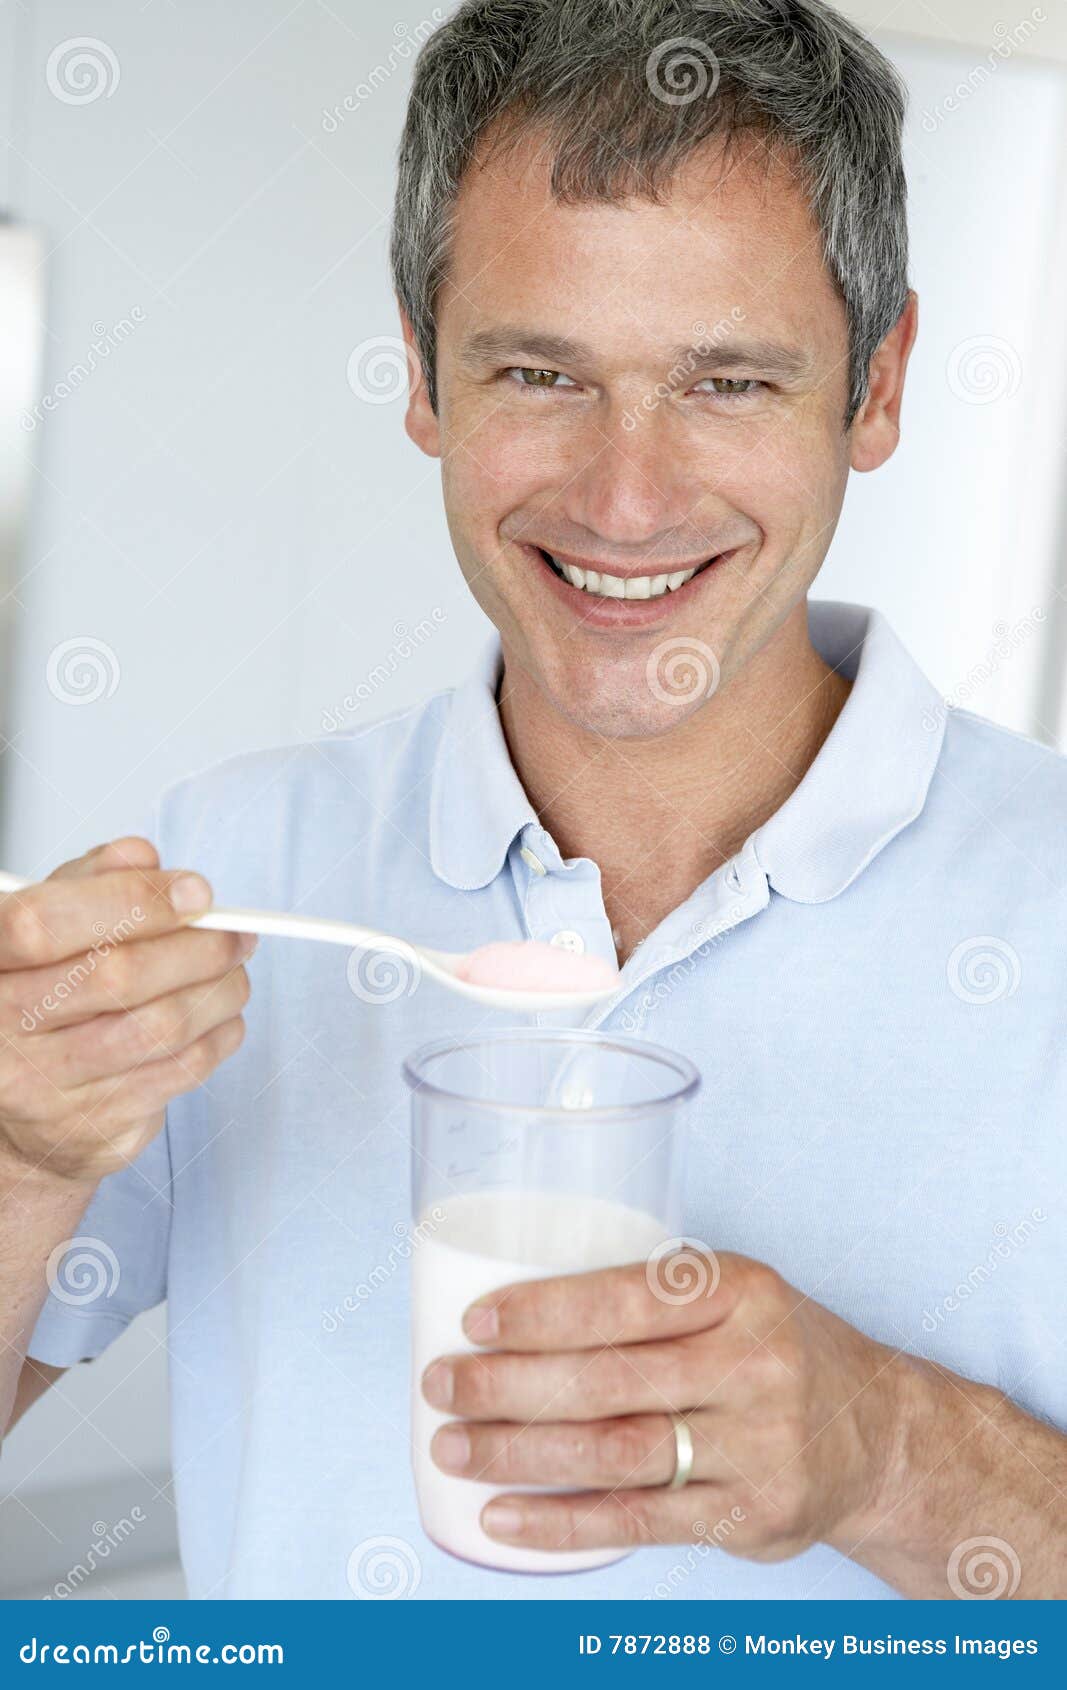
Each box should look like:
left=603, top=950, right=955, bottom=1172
left=558, top=406, right=692, bottom=550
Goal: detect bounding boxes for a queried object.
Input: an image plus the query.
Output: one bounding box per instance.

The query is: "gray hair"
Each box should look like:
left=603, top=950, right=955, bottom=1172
left=391, top=0, right=909, bottom=424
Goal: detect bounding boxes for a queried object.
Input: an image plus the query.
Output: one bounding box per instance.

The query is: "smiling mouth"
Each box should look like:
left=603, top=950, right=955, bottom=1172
left=535, top=547, right=719, bottom=600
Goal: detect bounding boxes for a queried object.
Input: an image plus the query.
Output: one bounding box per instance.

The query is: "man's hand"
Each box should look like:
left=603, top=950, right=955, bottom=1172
left=423, top=1249, right=1067, bottom=1597
left=0, top=836, right=252, bottom=1184
left=422, top=1249, right=905, bottom=1561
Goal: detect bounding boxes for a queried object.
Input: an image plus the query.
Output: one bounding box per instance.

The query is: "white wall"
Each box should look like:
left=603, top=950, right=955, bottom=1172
left=2, top=0, right=483, bottom=882
left=821, top=23, right=1067, bottom=737
left=2, top=0, right=1066, bottom=1596
left=846, top=0, right=1067, bottom=64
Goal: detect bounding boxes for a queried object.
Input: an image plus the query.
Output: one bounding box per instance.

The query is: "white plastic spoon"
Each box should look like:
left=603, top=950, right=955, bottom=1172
left=0, top=869, right=619, bottom=1013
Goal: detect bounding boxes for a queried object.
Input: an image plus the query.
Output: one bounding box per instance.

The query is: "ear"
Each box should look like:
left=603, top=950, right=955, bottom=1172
left=849, top=290, right=918, bottom=473
left=399, top=305, right=440, bottom=458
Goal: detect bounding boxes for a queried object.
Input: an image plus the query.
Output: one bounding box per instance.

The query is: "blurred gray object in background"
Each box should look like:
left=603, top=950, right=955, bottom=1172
left=0, top=219, right=45, bottom=772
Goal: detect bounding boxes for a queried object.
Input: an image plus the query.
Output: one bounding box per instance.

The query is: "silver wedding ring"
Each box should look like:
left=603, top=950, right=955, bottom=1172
left=667, top=1412, right=695, bottom=1490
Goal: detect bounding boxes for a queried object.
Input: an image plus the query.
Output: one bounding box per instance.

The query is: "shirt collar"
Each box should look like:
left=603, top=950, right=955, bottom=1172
left=431, top=602, right=947, bottom=902
left=752, top=600, right=946, bottom=902
left=429, top=636, right=536, bottom=890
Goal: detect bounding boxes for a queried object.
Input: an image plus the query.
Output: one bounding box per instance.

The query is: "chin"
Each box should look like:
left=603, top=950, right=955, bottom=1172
left=541, top=654, right=714, bottom=740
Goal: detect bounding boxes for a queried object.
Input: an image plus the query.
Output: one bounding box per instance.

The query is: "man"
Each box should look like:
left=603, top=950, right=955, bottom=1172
left=1, top=0, right=1064, bottom=1601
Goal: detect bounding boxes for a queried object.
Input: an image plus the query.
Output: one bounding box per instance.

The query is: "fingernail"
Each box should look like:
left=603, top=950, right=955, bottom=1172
left=463, top=1299, right=499, bottom=1344
left=238, top=932, right=258, bottom=957
left=421, top=1360, right=454, bottom=1409
left=482, top=1501, right=525, bottom=1540
left=169, top=874, right=212, bottom=916
left=432, top=1426, right=470, bottom=1472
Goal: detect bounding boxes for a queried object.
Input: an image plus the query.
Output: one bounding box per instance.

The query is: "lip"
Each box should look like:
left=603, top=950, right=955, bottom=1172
left=522, top=543, right=733, bottom=627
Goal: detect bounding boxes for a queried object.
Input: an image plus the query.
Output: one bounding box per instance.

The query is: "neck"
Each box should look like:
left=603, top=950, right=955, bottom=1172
left=498, top=602, right=851, bottom=964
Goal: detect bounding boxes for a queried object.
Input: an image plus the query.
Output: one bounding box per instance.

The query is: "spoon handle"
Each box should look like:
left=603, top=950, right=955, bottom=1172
left=195, top=907, right=400, bottom=953
left=0, top=870, right=403, bottom=957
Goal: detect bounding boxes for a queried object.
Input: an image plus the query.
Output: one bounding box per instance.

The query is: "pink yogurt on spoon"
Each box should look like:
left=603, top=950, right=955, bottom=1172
left=453, top=939, right=619, bottom=994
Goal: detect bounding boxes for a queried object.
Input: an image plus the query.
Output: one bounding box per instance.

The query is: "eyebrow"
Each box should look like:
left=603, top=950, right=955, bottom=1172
left=458, top=327, right=815, bottom=381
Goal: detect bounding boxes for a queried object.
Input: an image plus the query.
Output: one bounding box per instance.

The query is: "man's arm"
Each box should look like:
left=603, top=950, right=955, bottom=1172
left=7, top=1359, right=67, bottom=1433
left=837, top=1354, right=1066, bottom=1598
left=0, top=1141, right=90, bottom=1437
left=0, top=837, right=251, bottom=1443
left=419, top=1252, right=1067, bottom=1597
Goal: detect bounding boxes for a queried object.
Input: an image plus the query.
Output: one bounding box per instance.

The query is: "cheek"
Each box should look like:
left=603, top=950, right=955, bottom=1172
left=439, top=429, right=538, bottom=611
left=707, top=410, right=844, bottom=554
left=450, top=378, right=584, bottom=485
left=474, top=409, right=571, bottom=498
left=443, top=407, right=546, bottom=520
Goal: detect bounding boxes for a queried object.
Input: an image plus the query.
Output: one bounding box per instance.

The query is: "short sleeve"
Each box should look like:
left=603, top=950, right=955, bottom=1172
left=26, top=795, right=174, bottom=1366
left=26, top=1124, right=173, bottom=1364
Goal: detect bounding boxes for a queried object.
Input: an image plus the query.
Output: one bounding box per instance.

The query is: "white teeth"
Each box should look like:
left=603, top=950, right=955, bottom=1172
left=551, top=555, right=700, bottom=599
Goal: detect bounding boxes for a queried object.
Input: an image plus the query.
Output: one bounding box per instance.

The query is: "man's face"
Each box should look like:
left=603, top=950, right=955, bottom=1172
left=406, top=129, right=868, bottom=737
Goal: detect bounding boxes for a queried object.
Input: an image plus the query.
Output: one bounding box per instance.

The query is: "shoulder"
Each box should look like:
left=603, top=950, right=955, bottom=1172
left=939, top=706, right=1064, bottom=796
left=929, top=707, right=1067, bottom=885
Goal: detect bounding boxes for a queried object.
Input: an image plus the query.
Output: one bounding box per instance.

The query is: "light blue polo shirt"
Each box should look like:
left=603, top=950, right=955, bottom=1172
left=28, top=601, right=1065, bottom=1600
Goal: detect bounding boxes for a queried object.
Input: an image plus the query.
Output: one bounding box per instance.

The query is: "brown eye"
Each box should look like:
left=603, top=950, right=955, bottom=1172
left=519, top=368, right=561, bottom=387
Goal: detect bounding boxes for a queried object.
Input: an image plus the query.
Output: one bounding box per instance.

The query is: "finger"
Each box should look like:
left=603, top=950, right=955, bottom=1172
left=446, top=1410, right=756, bottom=1494
left=479, top=1483, right=726, bottom=1553
left=33, top=967, right=251, bottom=1087
left=462, top=1252, right=735, bottom=1353
left=0, top=865, right=213, bottom=969
left=6, top=1016, right=247, bottom=1175
left=431, top=1412, right=720, bottom=1489
left=422, top=1333, right=720, bottom=1422
left=6, top=926, right=256, bottom=1031
left=76, top=1014, right=247, bottom=1124
left=46, top=837, right=160, bottom=882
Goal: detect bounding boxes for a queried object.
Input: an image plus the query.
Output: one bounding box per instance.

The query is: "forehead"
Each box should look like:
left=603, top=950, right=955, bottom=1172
left=439, top=125, right=845, bottom=362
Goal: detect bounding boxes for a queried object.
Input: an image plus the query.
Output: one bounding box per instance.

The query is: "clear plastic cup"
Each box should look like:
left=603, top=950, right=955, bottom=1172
left=403, top=1027, right=700, bottom=1575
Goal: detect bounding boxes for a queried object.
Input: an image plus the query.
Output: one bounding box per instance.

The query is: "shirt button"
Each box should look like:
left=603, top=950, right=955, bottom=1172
left=550, top=929, right=585, bottom=954
left=520, top=847, right=547, bottom=876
